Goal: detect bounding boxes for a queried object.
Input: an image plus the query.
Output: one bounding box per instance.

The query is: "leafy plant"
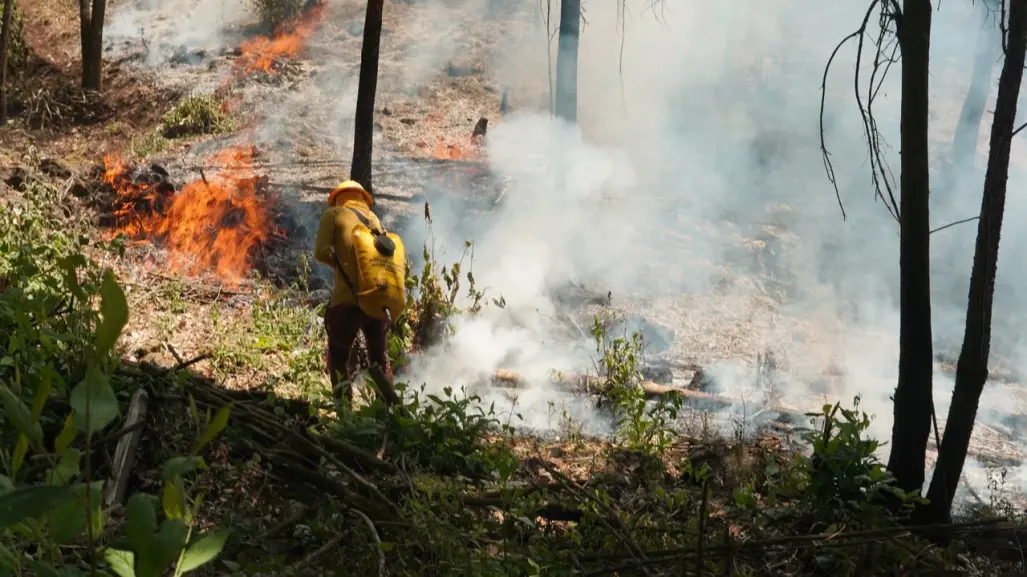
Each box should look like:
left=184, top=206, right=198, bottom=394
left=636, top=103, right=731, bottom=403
left=103, top=402, right=233, bottom=577
left=0, top=171, right=231, bottom=576
left=591, top=316, right=683, bottom=457
left=160, top=93, right=234, bottom=139
left=388, top=230, right=492, bottom=374
left=788, top=396, right=921, bottom=528
left=130, top=131, right=169, bottom=158
left=333, top=383, right=518, bottom=481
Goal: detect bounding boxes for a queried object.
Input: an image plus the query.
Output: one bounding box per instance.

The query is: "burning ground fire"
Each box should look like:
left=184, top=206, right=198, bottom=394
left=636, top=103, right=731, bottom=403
left=234, top=1, right=326, bottom=77
left=101, top=146, right=283, bottom=284
left=423, top=116, right=491, bottom=160
left=426, top=133, right=487, bottom=161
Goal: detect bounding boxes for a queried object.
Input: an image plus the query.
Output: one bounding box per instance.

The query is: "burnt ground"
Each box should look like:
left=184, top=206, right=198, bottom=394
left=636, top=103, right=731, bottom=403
left=0, top=0, right=182, bottom=165
left=3, top=0, right=1027, bottom=516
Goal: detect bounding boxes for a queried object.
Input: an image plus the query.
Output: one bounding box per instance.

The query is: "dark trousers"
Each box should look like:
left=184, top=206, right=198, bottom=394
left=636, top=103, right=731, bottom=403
left=324, top=304, right=392, bottom=406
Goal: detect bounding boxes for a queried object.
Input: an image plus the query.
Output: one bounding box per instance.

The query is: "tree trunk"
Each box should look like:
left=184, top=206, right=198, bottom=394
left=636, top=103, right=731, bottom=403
left=885, top=0, right=935, bottom=497
left=0, top=0, right=15, bottom=123
left=924, top=0, right=1027, bottom=523
left=83, top=0, right=106, bottom=90
left=554, top=0, right=580, bottom=123
left=78, top=0, right=105, bottom=90
left=350, top=0, right=384, bottom=193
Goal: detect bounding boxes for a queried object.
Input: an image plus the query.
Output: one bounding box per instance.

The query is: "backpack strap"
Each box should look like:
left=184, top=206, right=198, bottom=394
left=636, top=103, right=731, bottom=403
left=345, top=205, right=386, bottom=235
left=346, top=205, right=397, bottom=257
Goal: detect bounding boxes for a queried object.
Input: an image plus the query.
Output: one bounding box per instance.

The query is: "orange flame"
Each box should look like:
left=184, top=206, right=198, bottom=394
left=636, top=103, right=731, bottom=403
left=429, top=134, right=485, bottom=161
left=235, top=3, right=326, bottom=76
left=103, top=147, right=282, bottom=284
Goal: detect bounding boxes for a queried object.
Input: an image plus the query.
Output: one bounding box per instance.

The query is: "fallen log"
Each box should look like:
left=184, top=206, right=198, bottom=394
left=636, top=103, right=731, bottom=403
left=104, top=389, right=149, bottom=507
left=488, top=369, right=807, bottom=422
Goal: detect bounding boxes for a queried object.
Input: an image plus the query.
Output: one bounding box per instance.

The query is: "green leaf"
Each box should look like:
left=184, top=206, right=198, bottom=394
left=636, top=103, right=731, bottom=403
left=0, top=485, right=75, bottom=528
left=46, top=449, right=83, bottom=485
left=11, top=434, right=29, bottom=475
left=95, top=271, right=129, bottom=359
left=177, top=530, right=230, bottom=572
left=49, top=481, right=103, bottom=545
left=0, top=383, right=43, bottom=446
left=161, top=479, right=185, bottom=521
left=192, top=404, right=231, bottom=453
left=0, top=543, right=19, bottom=572
left=50, top=499, right=87, bottom=545
left=70, top=365, right=120, bottom=435
left=104, top=548, right=136, bottom=577
left=30, top=370, right=54, bottom=421
left=59, top=256, right=88, bottom=303
left=127, top=494, right=183, bottom=577
left=161, top=456, right=207, bottom=481
left=137, top=519, right=187, bottom=577
left=55, top=414, right=78, bottom=453
left=125, top=493, right=158, bottom=549
left=27, top=560, right=62, bottom=577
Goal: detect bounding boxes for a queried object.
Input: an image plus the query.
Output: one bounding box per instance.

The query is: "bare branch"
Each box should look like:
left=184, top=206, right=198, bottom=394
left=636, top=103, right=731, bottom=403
left=861, top=6, right=901, bottom=221
left=819, top=0, right=881, bottom=221
left=820, top=0, right=909, bottom=223
left=930, top=216, right=981, bottom=234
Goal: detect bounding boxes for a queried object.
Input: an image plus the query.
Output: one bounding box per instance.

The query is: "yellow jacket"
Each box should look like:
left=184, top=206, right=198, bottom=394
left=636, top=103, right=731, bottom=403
left=313, top=190, right=386, bottom=308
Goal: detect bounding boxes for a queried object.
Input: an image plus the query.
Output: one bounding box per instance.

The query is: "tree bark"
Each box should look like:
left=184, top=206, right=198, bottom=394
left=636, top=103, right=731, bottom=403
left=0, top=0, right=15, bottom=123
left=350, top=0, right=384, bottom=193
left=885, top=0, right=935, bottom=497
left=925, top=0, right=1027, bottom=523
left=554, top=0, right=580, bottom=123
left=84, top=0, right=106, bottom=90
left=77, top=0, right=105, bottom=90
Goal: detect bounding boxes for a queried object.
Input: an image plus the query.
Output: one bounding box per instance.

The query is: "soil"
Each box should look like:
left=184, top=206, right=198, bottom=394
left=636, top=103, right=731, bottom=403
left=1, top=0, right=179, bottom=166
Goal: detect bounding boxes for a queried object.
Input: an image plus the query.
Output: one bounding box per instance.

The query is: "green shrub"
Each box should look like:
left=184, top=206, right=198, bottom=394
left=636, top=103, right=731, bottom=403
left=160, top=94, right=233, bottom=139
left=0, top=170, right=232, bottom=576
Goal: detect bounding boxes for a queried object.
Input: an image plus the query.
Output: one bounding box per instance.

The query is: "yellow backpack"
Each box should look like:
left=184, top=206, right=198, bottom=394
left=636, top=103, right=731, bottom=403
left=332, top=206, right=407, bottom=323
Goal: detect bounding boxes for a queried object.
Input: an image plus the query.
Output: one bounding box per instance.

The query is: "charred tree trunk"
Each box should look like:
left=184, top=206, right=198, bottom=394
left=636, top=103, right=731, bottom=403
left=86, top=0, right=105, bottom=89
left=554, top=0, right=580, bottom=123
left=0, top=0, right=15, bottom=123
left=78, top=0, right=106, bottom=90
left=946, top=2, right=999, bottom=178
left=350, top=0, right=384, bottom=193
left=885, top=0, right=935, bottom=497
left=924, top=0, right=1027, bottom=523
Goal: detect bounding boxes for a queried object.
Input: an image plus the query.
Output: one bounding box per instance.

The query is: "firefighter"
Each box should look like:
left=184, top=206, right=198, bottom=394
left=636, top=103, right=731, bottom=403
left=313, top=179, right=393, bottom=408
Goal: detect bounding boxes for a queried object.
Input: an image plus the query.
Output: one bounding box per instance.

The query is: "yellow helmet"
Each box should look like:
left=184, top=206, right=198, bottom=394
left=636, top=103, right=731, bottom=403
left=329, top=179, right=373, bottom=207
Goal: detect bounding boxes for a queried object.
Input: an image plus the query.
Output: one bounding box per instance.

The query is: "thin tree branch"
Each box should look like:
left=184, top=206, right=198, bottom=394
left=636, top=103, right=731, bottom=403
left=819, top=0, right=882, bottom=221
